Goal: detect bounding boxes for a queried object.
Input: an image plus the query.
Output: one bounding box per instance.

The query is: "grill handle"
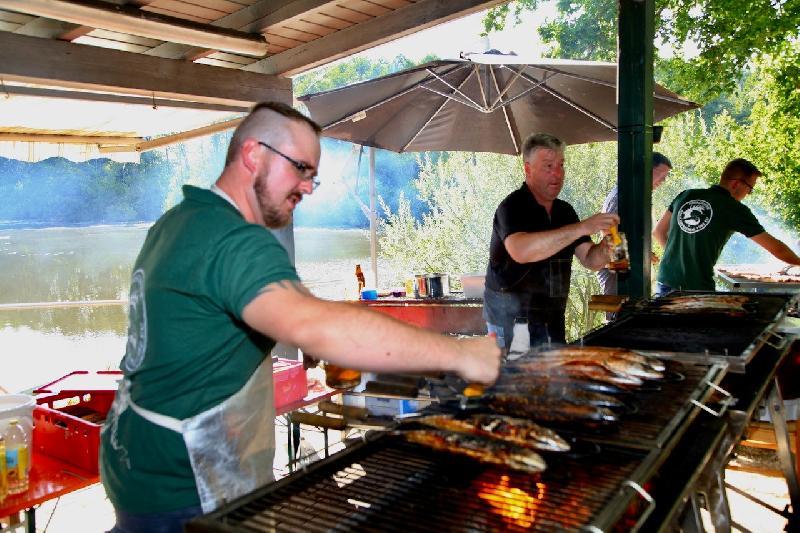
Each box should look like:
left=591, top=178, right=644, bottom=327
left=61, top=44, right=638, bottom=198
left=689, top=381, right=734, bottom=418
left=623, top=480, right=656, bottom=532
left=760, top=329, right=788, bottom=351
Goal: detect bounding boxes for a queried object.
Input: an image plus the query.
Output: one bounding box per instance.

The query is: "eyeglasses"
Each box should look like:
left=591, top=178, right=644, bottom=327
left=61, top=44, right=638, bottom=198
left=258, top=141, right=320, bottom=190
left=738, top=179, right=755, bottom=194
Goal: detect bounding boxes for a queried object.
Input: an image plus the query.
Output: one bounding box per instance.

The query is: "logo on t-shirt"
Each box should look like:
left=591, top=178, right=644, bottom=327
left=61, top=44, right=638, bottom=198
left=122, top=268, right=148, bottom=372
left=677, top=199, right=713, bottom=233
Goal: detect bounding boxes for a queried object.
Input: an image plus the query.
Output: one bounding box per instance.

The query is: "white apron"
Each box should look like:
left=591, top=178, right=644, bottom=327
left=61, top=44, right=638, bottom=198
left=106, top=357, right=275, bottom=513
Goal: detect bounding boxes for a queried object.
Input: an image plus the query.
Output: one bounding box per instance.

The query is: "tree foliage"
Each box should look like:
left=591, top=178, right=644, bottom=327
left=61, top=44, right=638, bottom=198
left=484, top=0, right=800, bottom=103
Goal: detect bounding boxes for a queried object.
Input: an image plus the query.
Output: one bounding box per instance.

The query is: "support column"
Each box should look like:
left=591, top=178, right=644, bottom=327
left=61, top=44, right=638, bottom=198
left=617, top=0, right=655, bottom=299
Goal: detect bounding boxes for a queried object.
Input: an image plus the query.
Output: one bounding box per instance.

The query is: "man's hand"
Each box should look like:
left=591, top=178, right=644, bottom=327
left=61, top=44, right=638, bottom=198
left=452, top=336, right=501, bottom=384
left=580, top=213, right=620, bottom=237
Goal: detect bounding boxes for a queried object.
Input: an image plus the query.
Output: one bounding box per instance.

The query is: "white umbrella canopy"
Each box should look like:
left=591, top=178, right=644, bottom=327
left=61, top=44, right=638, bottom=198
left=298, top=51, right=698, bottom=155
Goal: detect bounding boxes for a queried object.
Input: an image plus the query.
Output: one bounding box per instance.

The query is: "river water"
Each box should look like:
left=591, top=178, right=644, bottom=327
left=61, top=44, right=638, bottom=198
left=0, top=225, right=389, bottom=393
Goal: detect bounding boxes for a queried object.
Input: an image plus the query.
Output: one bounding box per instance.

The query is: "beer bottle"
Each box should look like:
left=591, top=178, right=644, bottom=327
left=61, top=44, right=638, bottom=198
left=355, top=264, right=366, bottom=294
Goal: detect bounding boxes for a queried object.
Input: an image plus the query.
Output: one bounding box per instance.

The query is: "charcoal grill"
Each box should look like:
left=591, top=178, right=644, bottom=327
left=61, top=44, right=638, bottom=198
left=187, top=433, right=660, bottom=532
left=715, top=265, right=800, bottom=294
left=187, top=354, right=727, bottom=532
left=583, top=291, right=797, bottom=372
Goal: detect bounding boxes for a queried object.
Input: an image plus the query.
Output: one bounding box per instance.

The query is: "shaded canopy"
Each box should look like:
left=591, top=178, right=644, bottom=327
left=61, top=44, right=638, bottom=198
left=299, top=52, right=698, bottom=155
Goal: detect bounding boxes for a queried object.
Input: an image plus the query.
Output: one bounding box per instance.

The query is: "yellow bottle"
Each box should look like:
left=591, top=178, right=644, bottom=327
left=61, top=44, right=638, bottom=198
left=5, top=419, right=29, bottom=495
left=0, top=434, right=7, bottom=503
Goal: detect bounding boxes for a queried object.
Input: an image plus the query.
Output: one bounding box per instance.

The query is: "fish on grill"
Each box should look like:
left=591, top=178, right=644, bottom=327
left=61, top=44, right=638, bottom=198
left=487, top=393, right=619, bottom=424
left=489, top=382, right=626, bottom=410
left=413, top=413, right=570, bottom=452
left=497, top=371, right=629, bottom=396
left=507, top=360, right=645, bottom=387
left=536, top=346, right=666, bottom=373
left=402, top=430, right=547, bottom=474
left=654, top=294, right=750, bottom=314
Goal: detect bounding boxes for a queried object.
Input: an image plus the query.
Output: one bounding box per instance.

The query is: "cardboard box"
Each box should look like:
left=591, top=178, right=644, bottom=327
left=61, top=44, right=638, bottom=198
left=365, top=396, right=430, bottom=417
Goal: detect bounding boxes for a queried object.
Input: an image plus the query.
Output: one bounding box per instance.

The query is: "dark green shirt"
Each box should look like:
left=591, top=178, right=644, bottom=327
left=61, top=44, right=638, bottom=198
left=100, top=185, right=300, bottom=513
left=658, top=185, right=764, bottom=290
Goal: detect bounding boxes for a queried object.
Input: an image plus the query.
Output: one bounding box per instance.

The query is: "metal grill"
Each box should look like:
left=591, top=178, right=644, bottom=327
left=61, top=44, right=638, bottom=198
left=584, top=292, right=796, bottom=372
left=570, top=361, right=726, bottom=450
left=188, top=437, right=651, bottom=532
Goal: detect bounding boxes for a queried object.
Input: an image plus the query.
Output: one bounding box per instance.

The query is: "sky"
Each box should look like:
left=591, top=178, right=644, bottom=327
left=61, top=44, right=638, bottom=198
left=336, top=4, right=556, bottom=65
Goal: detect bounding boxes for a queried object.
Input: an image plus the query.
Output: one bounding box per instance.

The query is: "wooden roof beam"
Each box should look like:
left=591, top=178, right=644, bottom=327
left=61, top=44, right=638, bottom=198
left=0, top=0, right=268, bottom=56
left=245, top=0, right=508, bottom=76
left=0, top=32, right=291, bottom=107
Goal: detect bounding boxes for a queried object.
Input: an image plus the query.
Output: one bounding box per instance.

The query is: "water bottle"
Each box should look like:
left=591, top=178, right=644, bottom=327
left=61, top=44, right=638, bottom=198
left=5, top=419, right=29, bottom=495
left=0, top=434, right=7, bottom=503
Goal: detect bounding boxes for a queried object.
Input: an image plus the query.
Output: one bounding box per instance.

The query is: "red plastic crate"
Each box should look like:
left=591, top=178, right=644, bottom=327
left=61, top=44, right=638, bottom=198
left=33, top=390, right=116, bottom=474
left=31, top=362, right=306, bottom=473
left=273, top=358, right=307, bottom=412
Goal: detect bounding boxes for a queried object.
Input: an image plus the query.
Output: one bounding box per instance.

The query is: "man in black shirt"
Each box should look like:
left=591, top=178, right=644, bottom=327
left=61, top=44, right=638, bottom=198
left=483, top=133, right=618, bottom=350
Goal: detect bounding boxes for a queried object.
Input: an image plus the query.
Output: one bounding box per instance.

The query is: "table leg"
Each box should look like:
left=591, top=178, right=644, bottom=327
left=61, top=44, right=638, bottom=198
left=25, top=507, right=35, bottom=533
left=285, top=414, right=294, bottom=474
left=767, top=379, right=800, bottom=514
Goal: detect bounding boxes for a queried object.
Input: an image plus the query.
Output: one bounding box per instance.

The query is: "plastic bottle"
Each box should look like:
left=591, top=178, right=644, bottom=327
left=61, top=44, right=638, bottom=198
left=0, top=434, right=7, bottom=503
left=5, top=419, right=29, bottom=495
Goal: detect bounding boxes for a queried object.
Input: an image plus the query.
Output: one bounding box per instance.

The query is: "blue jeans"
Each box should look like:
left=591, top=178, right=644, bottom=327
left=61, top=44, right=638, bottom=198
left=109, top=505, right=203, bottom=533
left=483, top=287, right=565, bottom=350
left=654, top=282, right=674, bottom=297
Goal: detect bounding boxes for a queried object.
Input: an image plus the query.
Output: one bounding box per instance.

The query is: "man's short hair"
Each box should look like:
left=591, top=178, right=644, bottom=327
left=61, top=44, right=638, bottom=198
left=720, top=158, right=761, bottom=183
left=225, top=101, right=321, bottom=165
left=653, top=152, right=672, bottom=169
left=521, top=133, right=564, bottom=160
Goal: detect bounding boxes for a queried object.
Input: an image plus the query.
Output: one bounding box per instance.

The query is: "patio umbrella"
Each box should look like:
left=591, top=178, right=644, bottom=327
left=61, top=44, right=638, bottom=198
left=297, top=51, right=698, bottom=155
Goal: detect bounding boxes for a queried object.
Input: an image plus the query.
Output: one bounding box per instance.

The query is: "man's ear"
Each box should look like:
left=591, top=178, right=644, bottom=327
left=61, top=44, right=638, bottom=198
left=240, top=139, right=261, bottom=177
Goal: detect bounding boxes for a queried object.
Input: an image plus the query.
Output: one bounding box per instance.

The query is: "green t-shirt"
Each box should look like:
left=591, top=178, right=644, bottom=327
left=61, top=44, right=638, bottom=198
left=658, top=185, right=764, bottom=290
left=100, top=185, right=300, bottom=513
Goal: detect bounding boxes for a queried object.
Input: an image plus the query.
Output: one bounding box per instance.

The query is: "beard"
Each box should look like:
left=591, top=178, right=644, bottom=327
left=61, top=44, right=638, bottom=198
left=253, top=172, right=298, bottom=228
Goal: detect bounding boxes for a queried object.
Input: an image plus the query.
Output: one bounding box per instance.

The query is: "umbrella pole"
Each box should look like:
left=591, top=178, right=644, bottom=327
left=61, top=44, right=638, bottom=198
left=369, top=147, right=378, bottom=288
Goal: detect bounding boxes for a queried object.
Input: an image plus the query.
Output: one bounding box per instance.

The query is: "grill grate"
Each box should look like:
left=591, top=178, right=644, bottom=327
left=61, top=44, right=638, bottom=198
left=570, top=361, right=722, bottom=450
left=195, top=437, right=647, bottom=532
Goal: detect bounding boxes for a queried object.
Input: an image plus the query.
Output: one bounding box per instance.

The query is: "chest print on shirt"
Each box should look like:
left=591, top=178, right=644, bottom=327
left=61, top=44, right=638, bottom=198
left=677, top=199, right=713, bottom=233
left=122, top=268, right=148, bottom=372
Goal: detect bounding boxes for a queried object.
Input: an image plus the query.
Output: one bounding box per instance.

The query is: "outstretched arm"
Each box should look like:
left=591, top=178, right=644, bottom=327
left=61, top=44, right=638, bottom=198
left=242, top=280, right=501, bottom=384
left=750, top=233, right=800, bottom=265
left=504, top=212, right=619, bottom=264
left=574, top=240, right=611, bottom=271
left=653, top=210, right=672, bottom=248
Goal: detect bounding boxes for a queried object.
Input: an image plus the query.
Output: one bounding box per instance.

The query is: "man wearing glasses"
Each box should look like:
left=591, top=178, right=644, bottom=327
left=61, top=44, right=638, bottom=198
left=100, top=102, right=500, bottom=532
left=653, top=158, right=800, bottom=295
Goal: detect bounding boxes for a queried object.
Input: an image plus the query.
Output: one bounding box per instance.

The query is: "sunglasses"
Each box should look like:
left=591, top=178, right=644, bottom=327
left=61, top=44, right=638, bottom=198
left=258, top=141, right=320, bottom=190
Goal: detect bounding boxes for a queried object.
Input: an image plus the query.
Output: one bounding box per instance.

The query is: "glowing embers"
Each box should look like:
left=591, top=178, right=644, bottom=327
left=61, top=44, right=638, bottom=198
left=476, top=472, right=545, bottom=530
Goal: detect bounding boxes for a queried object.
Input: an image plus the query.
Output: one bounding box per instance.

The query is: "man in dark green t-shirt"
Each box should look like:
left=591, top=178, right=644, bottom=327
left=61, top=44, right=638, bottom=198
left=100, top=102, right=501, bottom=532
left=653, top=158, right=800, bottom=294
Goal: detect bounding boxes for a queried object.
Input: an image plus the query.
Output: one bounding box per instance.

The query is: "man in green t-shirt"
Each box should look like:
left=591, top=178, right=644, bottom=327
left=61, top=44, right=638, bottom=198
left=653, top=158, right=800, bottom=295
left=100, top=102, right=501, bottom=532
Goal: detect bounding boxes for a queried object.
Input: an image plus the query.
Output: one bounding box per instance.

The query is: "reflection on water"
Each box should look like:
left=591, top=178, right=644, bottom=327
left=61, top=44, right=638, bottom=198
left=0, top=224, right=375, bottom=392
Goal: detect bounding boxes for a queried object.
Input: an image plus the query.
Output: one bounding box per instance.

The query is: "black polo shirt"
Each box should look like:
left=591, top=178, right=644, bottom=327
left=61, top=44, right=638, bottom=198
left=485, top=183, right=590, bottom=298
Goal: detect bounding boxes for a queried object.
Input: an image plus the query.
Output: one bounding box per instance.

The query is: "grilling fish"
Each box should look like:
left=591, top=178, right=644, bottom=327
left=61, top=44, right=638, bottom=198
left=414, top=413, right=570, bottom=452
left=655, top=294, right=750, bottom=314
left=487, top=394, right=619, bottom=424
left=403, top=430, right=547, bottom=474
left=489, top=383, right=626, bottom=410
left=508, top=360, right=645, bottom=387
left=537, top=346, right=667, bottom=373
left=497, top=371, right=628, bottom=396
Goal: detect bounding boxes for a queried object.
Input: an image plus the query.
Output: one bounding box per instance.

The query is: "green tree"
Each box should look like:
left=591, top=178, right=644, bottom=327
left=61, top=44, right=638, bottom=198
left=484, top=0, right=800, bottom=103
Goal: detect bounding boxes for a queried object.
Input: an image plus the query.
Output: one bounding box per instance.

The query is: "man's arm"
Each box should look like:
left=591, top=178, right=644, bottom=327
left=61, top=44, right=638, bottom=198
left=750, top=233, right=800, bottom=265
left=504, top=212, right=619, bottom=264
left=241, top=281, right=500, bottom=384
left=574, top=241, right=611, bottom=271
left=653, top=209, right=672, bottom=248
